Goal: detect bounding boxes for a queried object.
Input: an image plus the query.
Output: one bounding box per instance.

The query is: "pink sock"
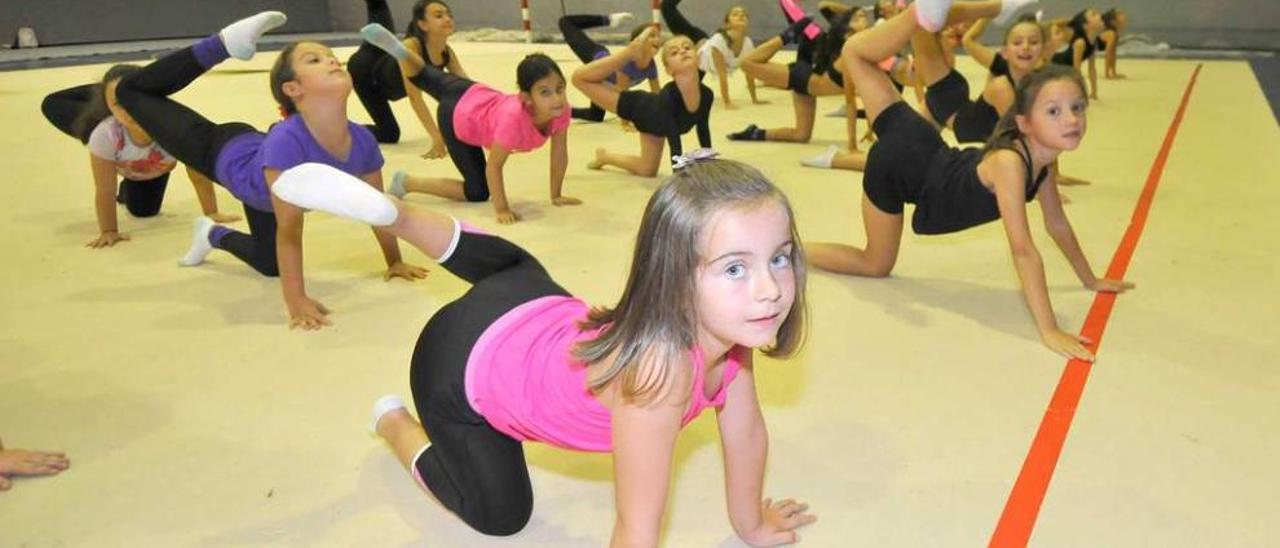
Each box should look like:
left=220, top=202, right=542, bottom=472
left=778, top=0, right=822, bottom=40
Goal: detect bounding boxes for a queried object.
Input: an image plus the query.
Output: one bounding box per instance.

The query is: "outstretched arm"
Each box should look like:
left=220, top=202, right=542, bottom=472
left=87, top=153, right=127, bottom=248
left=712, top=48, right=735, bottom=108
left=988, top=152, right=1090, bottom=361
left=267, top=168, right=329, bottom=330
left=610, top=380, right=684, bottom=547
left=718, top=352, right=816, bottom=546
left=548, top=129, right=579, bottom=206
left=485, top=144, right=518, bottom=224
left=962, top=18, right=996, bottom=70
left=1037, top=171, right=1132, bottom=294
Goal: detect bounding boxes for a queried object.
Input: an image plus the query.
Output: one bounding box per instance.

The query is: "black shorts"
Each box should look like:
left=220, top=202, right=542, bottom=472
left=925, top=70, right=971, bottom=126
left=410, top=229, right=570, bottom=429
left=788, top=61, right=813, bottom=96
left=618, top=90, right=674, bottom=136
left=863, top=102, right=946, bottom=214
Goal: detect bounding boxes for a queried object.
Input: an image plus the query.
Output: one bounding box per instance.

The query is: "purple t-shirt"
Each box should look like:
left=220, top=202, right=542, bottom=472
left=214, top=116, right=384, bottom=212
left=592, top=49, right=658, bottom=87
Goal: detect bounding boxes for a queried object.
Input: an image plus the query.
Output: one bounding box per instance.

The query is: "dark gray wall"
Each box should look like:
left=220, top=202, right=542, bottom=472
left=329, top=0, right=1278, bottom=50
left=2, top=1, right=331, bottom=46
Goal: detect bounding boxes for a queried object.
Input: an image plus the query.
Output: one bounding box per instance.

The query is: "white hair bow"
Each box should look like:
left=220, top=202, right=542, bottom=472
left=672, top=148, right=720, bottom=171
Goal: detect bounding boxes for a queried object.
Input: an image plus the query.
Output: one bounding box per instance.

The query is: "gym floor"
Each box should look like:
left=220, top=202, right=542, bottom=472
left=1, top=39, right=1277, bottom=546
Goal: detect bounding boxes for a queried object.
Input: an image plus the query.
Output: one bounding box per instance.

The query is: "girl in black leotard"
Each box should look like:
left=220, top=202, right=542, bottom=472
left=1049, top=8, right=1105, bottom=99
left=1097, top=8, right=1128, bottom=79
left=572, top=26, right=715, bottom=178
left=806, top=0, right=1132, bottom=362
left=348, top=0, right=467, bottom=151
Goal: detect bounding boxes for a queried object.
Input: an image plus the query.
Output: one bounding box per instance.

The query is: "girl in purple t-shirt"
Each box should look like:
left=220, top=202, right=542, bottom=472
left=114, top=11, right=427, bottom=329
left=361, top=23, right=579, bottom=225
left=40, top=66, right=238, bottom=248
left=269, top=158, right=816, bottom=544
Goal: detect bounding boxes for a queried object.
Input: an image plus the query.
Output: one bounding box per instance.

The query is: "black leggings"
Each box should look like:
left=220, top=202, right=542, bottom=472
left=42, top=84, right=171, bottom=218
left=661, top=0, right=710, bottom=43
left=116, top=43, right=278, bottom=276
left=410, top=229, right=569, bottom=536
left=349, top=0, right=409, bottom=143
left=407, top=66, right=489, bottom=202
left=558, top=15, right=612, bottom=122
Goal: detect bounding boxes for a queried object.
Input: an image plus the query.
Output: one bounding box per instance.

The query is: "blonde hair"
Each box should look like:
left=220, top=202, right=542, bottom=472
left=574, top=160, right=807, bottom=403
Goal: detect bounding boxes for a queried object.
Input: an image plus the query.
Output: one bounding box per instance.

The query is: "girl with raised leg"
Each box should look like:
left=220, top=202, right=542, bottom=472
left=572, top=26, right=714, bottom=178
left=270, top=158, right=816, bottom=545
left=347, top=0, right=467, bottom=152
left=661, top=0, right=765, bottom=109
left=362, top=23, right=577, bottom=224
left=114, top=11, right=426, bottom=330
left=41, top=68, right=238, bottom=247
left=557, top=12, right=662, bottom=123
left=806, top=0, right=1132, bottom=361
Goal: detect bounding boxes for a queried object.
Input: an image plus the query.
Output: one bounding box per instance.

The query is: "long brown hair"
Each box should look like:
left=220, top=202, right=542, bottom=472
left=574, top=160, right=807, bottom=403
left=269, top=42, right=303, bottom=116
left=985, top=64, right=1087, bottom=153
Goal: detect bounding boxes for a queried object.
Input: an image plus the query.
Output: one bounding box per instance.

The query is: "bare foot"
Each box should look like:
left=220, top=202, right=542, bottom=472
left=587, top=148, right=607, bottom=170
left=0, top=447, right=70, bottom=491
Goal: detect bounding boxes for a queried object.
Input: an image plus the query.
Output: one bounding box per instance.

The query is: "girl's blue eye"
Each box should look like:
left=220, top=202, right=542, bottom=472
left=770, top=253, right=792, bottom=268
left=725, top=263, right=746, bottom=279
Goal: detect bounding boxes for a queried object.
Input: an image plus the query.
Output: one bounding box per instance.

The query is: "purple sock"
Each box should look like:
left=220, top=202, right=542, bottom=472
left=192, top=34, right=230, bottom=69
left=209, top=225, right=233, bottom=247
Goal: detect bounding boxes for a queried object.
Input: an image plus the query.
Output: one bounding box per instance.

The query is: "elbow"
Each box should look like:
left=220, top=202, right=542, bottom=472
left=1010, top=244, right=1042, bottom=264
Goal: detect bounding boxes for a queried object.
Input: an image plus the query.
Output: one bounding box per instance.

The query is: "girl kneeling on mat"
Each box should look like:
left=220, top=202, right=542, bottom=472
left=362, top=24, right=578, bottom=225
left=269, top=157, right=816, bottom=544
left=114, top=11, right=426, bottom=330
left=806, top=0, right=1133, bottom=361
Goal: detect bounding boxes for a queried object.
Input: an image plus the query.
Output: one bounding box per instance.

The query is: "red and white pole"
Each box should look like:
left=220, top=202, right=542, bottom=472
left=651, top=0, right=661, bottom=25
left=521, top=0, right=532, bottom=43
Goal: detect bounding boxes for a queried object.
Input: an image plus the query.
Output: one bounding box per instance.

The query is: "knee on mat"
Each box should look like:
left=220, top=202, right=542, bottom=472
left=473, top=499, right=532, bottom=537
left=125, top=202, right=162, bottom=218
left=463, top=185, right=490, bottom=203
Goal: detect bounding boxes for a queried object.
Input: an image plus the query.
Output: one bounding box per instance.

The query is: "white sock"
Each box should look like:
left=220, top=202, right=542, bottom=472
left=608, top=12, right=635, bottom=28
left=802, top=145, right=840, bottom=169
left=913, top=0, right=953, bottom=32
left=220, top=11, right=287, bottom=61
left=271, top=163, right=400, bottom=226
left=388, top=170, right=409, bottom=199
left=370, top=394, right=406, bottom=434
left=826, top=103, right=849, bottom=117
left=995, top=0, right=1038, bottom=26
left=361, top=23, right=410, bottom=60
left=178, top=216, right=215, bottom=266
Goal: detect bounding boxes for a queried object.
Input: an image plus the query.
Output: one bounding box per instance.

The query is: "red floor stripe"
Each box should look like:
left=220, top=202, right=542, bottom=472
left=988, top=64, right=1204, bottom=548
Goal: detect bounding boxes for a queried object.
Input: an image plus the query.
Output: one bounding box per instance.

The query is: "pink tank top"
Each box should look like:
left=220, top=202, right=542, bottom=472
left=452, top=84, right=571, bottom=152
left=464, top=296, right=744, bottom=452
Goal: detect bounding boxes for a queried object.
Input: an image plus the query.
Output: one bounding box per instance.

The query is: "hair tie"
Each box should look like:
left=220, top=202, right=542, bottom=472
left=278, top=105, right=289, bottom=119
left=672, top=148, right=719, bottom=171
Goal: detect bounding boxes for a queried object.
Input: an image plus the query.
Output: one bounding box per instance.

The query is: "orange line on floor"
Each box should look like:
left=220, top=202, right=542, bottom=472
left=988, top=63, right=1204, bottom=548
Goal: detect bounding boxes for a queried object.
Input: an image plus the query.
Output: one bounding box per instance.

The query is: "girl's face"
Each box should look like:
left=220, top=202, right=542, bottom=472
left=1003, top=22, right=1045, bottom=72
left=522, top=72, right=567, bottom=121
left=725, top=7, right=749, bottom=30
left=695, top=199, right=797, bottom=354
left=283, top=42, right=352, bottom=106
left=851, top=9, right=871, bottom=32
left=417, top=3, right=455, bottom=38
left=1049, top=23, right=1069, bottom=48
left=877, top=0, right=899, bottom=18
left=103, top=79, right=148, bottom=138
left=662, top=36, right=699, bottom=75
left=1084, top=9, right=1105, bottom=34
left=1017, top=79, right=1089, bottom=152
left=1113, top=11, right=1129, bottom=31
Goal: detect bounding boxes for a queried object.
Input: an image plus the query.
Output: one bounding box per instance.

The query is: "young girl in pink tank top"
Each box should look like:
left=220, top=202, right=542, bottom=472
left=268, top=157, right=817, bottom=544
